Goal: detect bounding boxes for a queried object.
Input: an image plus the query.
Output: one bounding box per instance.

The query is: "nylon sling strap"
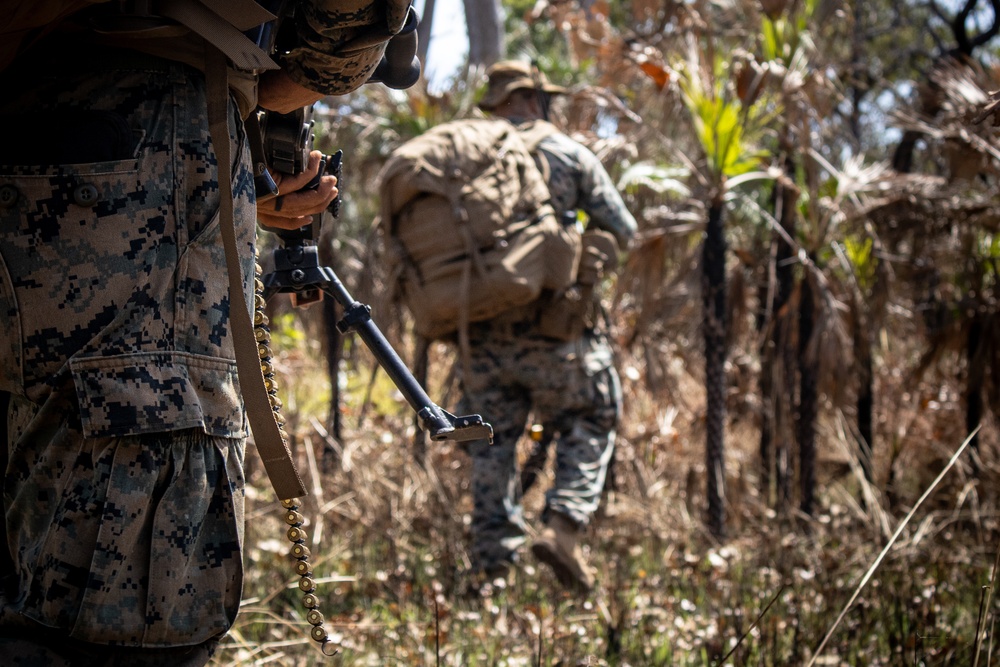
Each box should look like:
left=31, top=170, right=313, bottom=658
left=160, top=0, right=279, bottom=71
left=206, top=50, right=307, bottom=501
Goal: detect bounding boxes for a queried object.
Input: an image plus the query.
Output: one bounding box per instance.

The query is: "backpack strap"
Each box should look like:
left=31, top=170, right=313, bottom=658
left=516, top=119, right=559, bottom=182
left=160, top=0, right=279, bottom=71
left=443, top=145, right=479, bottom=375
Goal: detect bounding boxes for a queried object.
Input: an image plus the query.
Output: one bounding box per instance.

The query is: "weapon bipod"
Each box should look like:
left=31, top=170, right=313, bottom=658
left=262, top=234, right=493, bottom=443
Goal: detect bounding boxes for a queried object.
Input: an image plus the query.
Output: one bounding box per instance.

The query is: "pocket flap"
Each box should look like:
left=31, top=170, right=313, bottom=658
left=70, top=351, right=245, bottom=439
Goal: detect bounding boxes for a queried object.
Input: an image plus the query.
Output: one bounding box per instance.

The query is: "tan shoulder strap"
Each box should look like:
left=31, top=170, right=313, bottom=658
left=516, top=119, right=559, bottom=152
left=161, top=0, right=278, bottom=71
left=515, top=120, right=558, bottom=183
left=206, top=51, right=306, bottom=501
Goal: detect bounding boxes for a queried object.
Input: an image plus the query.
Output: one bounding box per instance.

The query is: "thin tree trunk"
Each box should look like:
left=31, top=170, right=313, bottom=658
left=322, top=297, right=343, bottom=443
left=416, top=0, right=436, bottom=69
left=703, top=198, right=727, bottom=540
left=966, top=314, right=984, bottom=456
left=855, top=313, right=874, bottom=483
left=462, top=0, right=504, bottom=68
left=892, top=130, right=920, bottom=173
left=322, top=298, right=342, bottom=440
left=412, top=335, right=430, bottom=463
left=797, top=271, right=817, bottom=517
left=758, top=237, right=776, bottom=504
left=762, top=152, right=797, bottom=509
left=848, top=0, right=864, bottom=152
left=758, top=352, right=775, bottom=499
left=848, top=0, right=874, bottom=486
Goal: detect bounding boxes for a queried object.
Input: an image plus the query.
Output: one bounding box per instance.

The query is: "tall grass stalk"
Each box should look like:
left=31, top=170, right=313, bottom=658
left=716, top=583, right=787, bottom=664
left=806, top=426, right=981, bottom=666
left=973, top=541, right=1000, bottom=667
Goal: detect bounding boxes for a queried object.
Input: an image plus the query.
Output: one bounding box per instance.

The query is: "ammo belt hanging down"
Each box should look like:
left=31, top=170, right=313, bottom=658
left=207, top=42, right=339, bottom=656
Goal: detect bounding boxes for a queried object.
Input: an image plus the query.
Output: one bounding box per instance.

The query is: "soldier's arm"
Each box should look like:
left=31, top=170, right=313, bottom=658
left=575, top=147, right=638, bottom=252
left=256, top=150, right=338, bottom=229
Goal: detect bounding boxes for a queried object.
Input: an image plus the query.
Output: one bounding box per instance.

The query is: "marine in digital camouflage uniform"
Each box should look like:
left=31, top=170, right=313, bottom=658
left=0, top=0, right=410, bottom=663
left=461, top=60, right=638, bottom=592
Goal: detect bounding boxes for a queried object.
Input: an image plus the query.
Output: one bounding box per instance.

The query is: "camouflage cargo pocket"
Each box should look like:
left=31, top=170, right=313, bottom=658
left=0, top=155, right=153, bottom=400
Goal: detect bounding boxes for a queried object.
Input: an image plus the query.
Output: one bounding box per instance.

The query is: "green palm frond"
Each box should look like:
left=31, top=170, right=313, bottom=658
left=760, top=0, right=818, bottom=60
left=843, top=235, right=876, bottom=290
left=672, top=53, right=770, bottom=183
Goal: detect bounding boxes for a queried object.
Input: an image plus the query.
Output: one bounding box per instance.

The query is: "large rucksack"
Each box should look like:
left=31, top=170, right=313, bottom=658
left=377, top=117, right=582, bottom=340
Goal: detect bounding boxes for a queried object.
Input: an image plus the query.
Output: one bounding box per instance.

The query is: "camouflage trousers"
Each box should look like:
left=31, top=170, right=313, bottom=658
left=0, top=52, right=255, bottom=655
left=0, top=609, right=219, bottom=667
left=456, top=327, right=621, bottom=570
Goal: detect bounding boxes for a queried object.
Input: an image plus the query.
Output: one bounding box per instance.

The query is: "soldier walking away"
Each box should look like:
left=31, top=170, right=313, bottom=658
left=461, top=60, right=638, bottom=593
left=0, top=1, right=411, bottom=664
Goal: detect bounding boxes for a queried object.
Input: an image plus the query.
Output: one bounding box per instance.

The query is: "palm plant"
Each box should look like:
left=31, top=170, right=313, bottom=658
left=740, top=0, right=863, bottom=516
left=670, top=34, right=773, bottom=539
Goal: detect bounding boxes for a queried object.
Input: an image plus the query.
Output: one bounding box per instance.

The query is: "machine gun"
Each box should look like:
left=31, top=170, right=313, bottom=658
left=254, top=103, right=493, bottom=444
left=244, top=0, right=490, bottom=443
left=239, top=4, right=492, bottom=656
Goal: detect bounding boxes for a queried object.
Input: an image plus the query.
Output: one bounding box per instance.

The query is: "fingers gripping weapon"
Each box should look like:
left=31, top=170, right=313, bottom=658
left=255, top=106, right=493, bottom=444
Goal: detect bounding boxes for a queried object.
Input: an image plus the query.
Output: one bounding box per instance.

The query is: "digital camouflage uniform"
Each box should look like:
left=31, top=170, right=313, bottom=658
left=456, top=118, right=637, bottom=571
left=0, top=0, right=408, bottom=662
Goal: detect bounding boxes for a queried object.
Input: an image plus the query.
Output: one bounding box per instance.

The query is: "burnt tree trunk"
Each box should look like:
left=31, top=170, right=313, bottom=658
left=966, top=313, right=984, bottom=457
left=761, top=153, right=797, bottom=507
left=849, top=2, right=875, bottom=485
left=758, top=243, right=776, bottom=502
left=703, top=198, right=728, bottom=540
left=412, top=335, right=430, bottom=463
left=797, top=270, right=817, bottom=517
left=322, top=296, right=343, bottom=440
left=854, top=303, right=874, bottom=483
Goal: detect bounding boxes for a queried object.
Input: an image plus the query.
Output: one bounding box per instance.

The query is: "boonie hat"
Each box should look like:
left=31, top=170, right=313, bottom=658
left=478, top=60, right=567, bottom=109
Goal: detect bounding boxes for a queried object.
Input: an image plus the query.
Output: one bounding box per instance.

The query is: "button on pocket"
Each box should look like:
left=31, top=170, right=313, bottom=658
left=0, top=184, right=18, bottom=208
left=73, top=183, right=100, bottom=207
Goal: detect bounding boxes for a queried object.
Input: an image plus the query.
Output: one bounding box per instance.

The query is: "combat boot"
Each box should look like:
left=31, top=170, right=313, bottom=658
left=530, top=513, right=595, bottom=593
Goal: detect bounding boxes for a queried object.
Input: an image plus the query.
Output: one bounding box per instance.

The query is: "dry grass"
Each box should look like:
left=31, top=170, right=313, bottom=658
left=211, top=301, right=1000, bottom=666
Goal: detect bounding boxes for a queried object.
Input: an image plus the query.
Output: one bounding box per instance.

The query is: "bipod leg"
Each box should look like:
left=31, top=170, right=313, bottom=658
left=318, top=269, right=492, bottom=444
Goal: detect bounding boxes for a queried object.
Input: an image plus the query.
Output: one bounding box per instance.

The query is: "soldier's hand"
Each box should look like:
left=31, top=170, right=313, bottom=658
left=257, top=151, right=338, bottom=230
